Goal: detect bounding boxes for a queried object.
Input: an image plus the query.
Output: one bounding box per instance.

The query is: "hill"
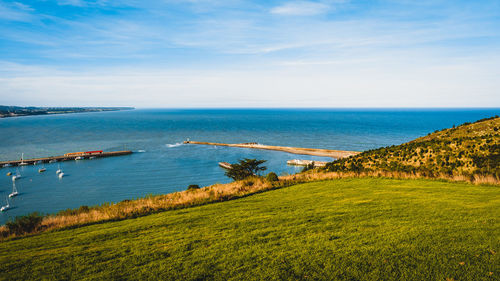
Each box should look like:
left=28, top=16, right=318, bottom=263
left=0, top=178, right=498, bottom=280
left=324, top=116, right=499, bottom=178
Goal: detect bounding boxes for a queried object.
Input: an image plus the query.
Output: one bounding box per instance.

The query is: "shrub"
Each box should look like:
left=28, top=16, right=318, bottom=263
left=301, top=162, right=315, bottom=173
left=242, top=179, right=254, bottom=187
left=6, top=212, right=44, bottom=235
left=266, top=172, right=279, bottom=182
left=78, top=205, right=90, bottom=213
left=187, top=184, right=200, bottom=190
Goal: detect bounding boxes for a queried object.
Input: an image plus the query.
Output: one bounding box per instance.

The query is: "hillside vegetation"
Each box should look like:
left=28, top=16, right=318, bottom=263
left=0, top=178, right=498, bottom=280
left=324, top=116, right=499, bottom=178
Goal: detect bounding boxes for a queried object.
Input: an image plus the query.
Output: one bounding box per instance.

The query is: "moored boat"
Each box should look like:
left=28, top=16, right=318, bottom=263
left=9, top=182, right=19, bottom=198
left=0, top=197, right=10, bottom=212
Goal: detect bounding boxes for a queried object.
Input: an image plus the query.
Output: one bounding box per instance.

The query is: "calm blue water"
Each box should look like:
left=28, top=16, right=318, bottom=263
left=0, top=108, right=498, bottom=224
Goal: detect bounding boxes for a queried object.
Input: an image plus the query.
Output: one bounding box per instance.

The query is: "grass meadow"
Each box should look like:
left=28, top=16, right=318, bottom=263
left=0, top=178, right=498, bottom=280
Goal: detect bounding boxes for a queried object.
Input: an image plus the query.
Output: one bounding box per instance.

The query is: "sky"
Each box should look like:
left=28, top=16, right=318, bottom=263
left=0, top=0, right=499, bottom=108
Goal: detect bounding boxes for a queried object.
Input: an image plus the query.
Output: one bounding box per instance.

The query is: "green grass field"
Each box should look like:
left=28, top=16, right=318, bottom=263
left=0, top=178, right=498, bottom=280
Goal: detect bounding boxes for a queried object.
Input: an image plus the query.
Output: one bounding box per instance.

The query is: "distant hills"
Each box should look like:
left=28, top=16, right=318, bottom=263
left=0, top=105, right=134, bottom=118
left=324, top=116, right=500, bottom=179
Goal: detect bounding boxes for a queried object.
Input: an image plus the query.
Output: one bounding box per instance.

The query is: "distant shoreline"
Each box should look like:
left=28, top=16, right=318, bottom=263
left=0, top=106, right=134, bottom=118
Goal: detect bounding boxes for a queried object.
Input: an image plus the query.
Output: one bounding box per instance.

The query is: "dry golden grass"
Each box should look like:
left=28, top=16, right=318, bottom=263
left=1, top=168, right=497, bottom=240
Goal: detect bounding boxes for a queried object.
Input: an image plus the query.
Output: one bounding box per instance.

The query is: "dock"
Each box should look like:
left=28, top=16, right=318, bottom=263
left=0, top=150, right=133, bottom=167
left=184, top=141, right=360, bottom=159
left=287, top=159, right=328, bottom=167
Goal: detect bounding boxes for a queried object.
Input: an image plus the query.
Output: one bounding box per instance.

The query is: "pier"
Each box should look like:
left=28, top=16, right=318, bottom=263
left=0, top=150, right=132, bottom=167
left=184, top=141, right=360, bottom=159
left=287, top=159, right=328, bottom=167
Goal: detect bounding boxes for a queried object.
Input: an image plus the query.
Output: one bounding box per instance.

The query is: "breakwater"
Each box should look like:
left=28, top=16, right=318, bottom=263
left=184, top=141, right=360, bottom=159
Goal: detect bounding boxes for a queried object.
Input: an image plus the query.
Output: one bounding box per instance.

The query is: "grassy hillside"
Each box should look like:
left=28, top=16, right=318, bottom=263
left=324, top=116, right=499, bottom=178
left=0, top=178, right=498, bottom=280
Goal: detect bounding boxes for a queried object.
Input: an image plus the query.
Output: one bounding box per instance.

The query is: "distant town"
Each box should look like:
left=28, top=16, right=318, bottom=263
left=0, top=106, right=134, bottom=118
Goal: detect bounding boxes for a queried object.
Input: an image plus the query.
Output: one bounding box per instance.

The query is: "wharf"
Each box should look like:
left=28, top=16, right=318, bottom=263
left=0, top=150, right=132, bottom=167
left=287, top=159, right=328, bottom=167
left=184, top=141, right=359, bottom=159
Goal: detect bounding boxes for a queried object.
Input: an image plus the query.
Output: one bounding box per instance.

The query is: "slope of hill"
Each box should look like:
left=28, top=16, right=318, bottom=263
left=324, top=116, right=499, bottom=178
left=0, top=178, right=498, bottom=280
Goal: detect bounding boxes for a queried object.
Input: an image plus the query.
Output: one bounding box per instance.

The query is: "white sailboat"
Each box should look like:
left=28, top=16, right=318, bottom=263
left=39, top=164, right=46, bottom=173
left=0, top=197, right=10, bottom=212
left=19, top=153, right=28, bottom=166
left=11, top=169, right=21, bottom=181
left=58, top=172, right=65, bottom=178
left=9, top=182, right=18, bottom=198
left=56, top=164, right=62, bottom=174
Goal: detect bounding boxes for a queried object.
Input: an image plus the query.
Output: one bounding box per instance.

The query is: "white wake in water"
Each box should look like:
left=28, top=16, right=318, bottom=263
left=166, top=143, right=183, bottom=148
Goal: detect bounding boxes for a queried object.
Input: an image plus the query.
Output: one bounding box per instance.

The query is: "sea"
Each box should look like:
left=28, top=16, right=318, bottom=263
left=0, top=108, right=498, bottom=224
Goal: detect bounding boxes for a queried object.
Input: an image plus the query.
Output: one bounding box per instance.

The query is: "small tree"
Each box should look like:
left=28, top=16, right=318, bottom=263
left=225, top=158, right=267, bottom=181
left=266, top=172, right=279, bottom=182
left=301, top=162, right=315, bottom=173
left=187, top=184, right=200, bottom=190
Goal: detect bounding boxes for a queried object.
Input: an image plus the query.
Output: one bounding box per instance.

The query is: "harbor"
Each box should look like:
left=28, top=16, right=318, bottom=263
left=184, top=141, right=360, bottom=159
left=0, top=150, right=132, bottom=167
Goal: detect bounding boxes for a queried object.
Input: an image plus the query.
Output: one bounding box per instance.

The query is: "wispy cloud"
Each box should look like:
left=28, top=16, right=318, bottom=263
left=0, top=1, right=35, bottom=22
left=270, top=1, right=330, bottom=16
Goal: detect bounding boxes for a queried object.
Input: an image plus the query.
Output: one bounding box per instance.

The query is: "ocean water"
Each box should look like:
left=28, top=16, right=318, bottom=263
left=0, top=108, right=498, bottom=224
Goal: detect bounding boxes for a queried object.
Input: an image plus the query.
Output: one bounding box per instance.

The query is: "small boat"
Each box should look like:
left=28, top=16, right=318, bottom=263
left=19, top=153, right=28, bottom=166
left=49, top=159, right=57, bottom=163
left=12, top=169, right=21, bottom=181
left=33, top=160, right=42, bottom=165
left=0, top=197, right=10, bottom=212
left=3, top=163, right=12, bottom=168
left=89, top=156, right=96, bottom=159
left=75, top=156, right=83, bottom=160
left=9, top=182, right=18, bottom=198
left=38, top=167, right=46, bottom=173
left=58, top=172, right=65, bottom=179
left=56, top=164, right=62, bottom=174
left=6, top=172, right=12, bottom=176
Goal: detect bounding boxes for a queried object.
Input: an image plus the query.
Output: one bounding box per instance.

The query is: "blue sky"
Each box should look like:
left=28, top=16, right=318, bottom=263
left=0, top=0, right=499, bottom=107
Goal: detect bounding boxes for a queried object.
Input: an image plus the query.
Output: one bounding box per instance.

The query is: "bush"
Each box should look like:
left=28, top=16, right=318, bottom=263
left=6, top=212, right=44, bottom=235
left=78, top=205, right=90, bottom=213
left=301, top=162, right=315, bottom=173
left=266, top=172, right=279, bottom=182
left=187, top=184, right=200, bottom=190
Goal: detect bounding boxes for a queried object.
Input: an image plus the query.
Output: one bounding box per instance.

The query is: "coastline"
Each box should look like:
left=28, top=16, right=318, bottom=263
left=0, top=106, right=134, bottom=118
